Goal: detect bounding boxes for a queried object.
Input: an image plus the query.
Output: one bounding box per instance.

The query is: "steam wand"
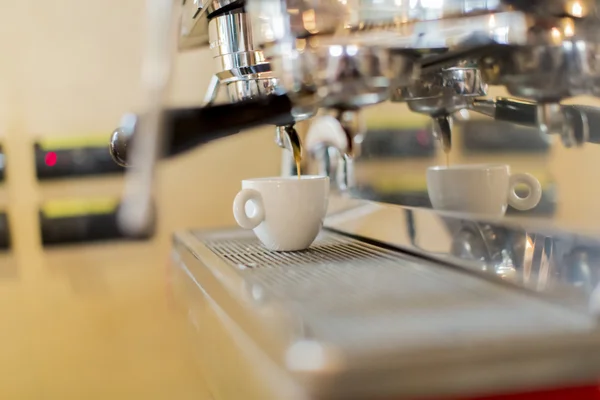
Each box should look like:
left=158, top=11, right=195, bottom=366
left=118, top=0, right=175, bottom=237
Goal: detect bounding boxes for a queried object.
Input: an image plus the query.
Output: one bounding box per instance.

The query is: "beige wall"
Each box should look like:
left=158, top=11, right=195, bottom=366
left=0, top=2, right=279, bottom=397
left=0, top=0, right=282, bottom=272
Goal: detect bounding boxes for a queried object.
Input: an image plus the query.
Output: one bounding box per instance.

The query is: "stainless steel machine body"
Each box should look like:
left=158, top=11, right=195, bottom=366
left=171, top=201, right=600, bottom=399
left=116, top=0, right=600, bottom=398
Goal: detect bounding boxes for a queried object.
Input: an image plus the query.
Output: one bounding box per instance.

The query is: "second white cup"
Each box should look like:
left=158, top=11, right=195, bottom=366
left=427, top=164, right=542, bottom=217
left=233, top=176, right=329, bottom=251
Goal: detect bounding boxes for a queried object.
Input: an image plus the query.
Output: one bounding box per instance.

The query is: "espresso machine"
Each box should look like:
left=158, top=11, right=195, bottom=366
left=110, top=0, right=600, bottom=398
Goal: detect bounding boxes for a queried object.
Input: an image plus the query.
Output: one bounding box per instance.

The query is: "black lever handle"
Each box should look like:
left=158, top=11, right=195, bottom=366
left=470, top=97, right=538, bottom=126
left=488, top=99, right=600, bottom=145
left=493, top=97, right=539, bottom=126
left=470, top=97, right=600, bottom=146
left=110, top=94, right=295, bottom=167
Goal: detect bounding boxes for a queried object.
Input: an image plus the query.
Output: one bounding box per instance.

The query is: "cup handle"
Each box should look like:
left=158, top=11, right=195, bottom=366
left=233, top=189, right=265, bottom=229
left=508, top=173, right=542, bottom=211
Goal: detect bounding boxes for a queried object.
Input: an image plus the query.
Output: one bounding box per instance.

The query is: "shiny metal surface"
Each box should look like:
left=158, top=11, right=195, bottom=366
left=117, top=0, right=600, bottom=172
left=179, top=0, right=244, bottom=50
left=244, top=0, right=596, bottom=47
left=353, top=0, right=596, bottom=21
left=205, top=0, right=241, bottom=15
left=179, top=0, right=209, bottom=49
left=325, top=195, right=600, bottom=310
left=443, top=67, right=488, bottom=97
left=223, top=78, right=279, bottom=102
left=399, top=11, right=531, bottom=48
left=390, top=66, right=486, bottom=151
left=487, top=42, right=600, bottom=102
left=109, top=126, right=132, bottom=167
left=173, top=226, right=600, bottom=399
left=509, top=0, right=596, bottom=17
left=208, top=11, right=256, bottom=57
left=311, top=42, right=394, bottom=109
left=246, top=0, right=349, bottom=46
left=395, top=67, right=487, bottom=110
left=122, top=0, right=600, bottom=269
left=207, top=11, right=278, bottom=102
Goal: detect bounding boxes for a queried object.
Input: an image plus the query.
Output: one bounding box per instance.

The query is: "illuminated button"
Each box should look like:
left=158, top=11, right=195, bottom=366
left=45, top=152, right=57, bottom=167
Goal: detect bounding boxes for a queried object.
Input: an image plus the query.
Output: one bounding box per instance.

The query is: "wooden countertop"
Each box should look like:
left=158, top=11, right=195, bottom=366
left=0, top=104, right=282, bottom=400
left=0, top=240, right=212, bottom=399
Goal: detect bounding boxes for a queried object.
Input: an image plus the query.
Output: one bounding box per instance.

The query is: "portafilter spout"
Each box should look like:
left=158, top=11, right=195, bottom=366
left=392, top=66, right=488, bottom=153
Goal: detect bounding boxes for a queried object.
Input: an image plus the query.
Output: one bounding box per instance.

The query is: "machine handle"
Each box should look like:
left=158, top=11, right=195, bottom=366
left=470, top=98, right=600, bottom=146
left=494, top=97, right=538, bottom=126
left=470, top=97, right=538, bottom=126
left=110, top=94, right=295, bottom=167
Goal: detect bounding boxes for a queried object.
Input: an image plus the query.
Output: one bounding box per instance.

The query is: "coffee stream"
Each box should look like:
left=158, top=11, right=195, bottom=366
left=438, top=122, right=452, bottom=168
left=442, top=135, right=451, bottom=167
left=296, top=157, right=302, bottom=178
left=285, top=126, right=302, bottom=179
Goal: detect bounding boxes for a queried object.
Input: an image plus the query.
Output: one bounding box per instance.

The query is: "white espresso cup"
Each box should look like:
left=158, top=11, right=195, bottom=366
left=427, top=164, right=542, bottom=217
left=233, top=176, right=329, bottom=251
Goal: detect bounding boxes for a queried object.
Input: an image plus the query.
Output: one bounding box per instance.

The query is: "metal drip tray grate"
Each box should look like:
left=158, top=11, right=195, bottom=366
left=193, top=229, right=596, bottom=354
left=202, top=232, right=403, bottom=269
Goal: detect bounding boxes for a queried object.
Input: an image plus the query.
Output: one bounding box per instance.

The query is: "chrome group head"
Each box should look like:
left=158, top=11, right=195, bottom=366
left=109, top=0, right=600, bottom=234
left=179, top=0, right=600, bottom=154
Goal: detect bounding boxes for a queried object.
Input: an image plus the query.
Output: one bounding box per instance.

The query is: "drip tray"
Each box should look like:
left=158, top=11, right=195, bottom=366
left=173, top=228, right=600, bottom=399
